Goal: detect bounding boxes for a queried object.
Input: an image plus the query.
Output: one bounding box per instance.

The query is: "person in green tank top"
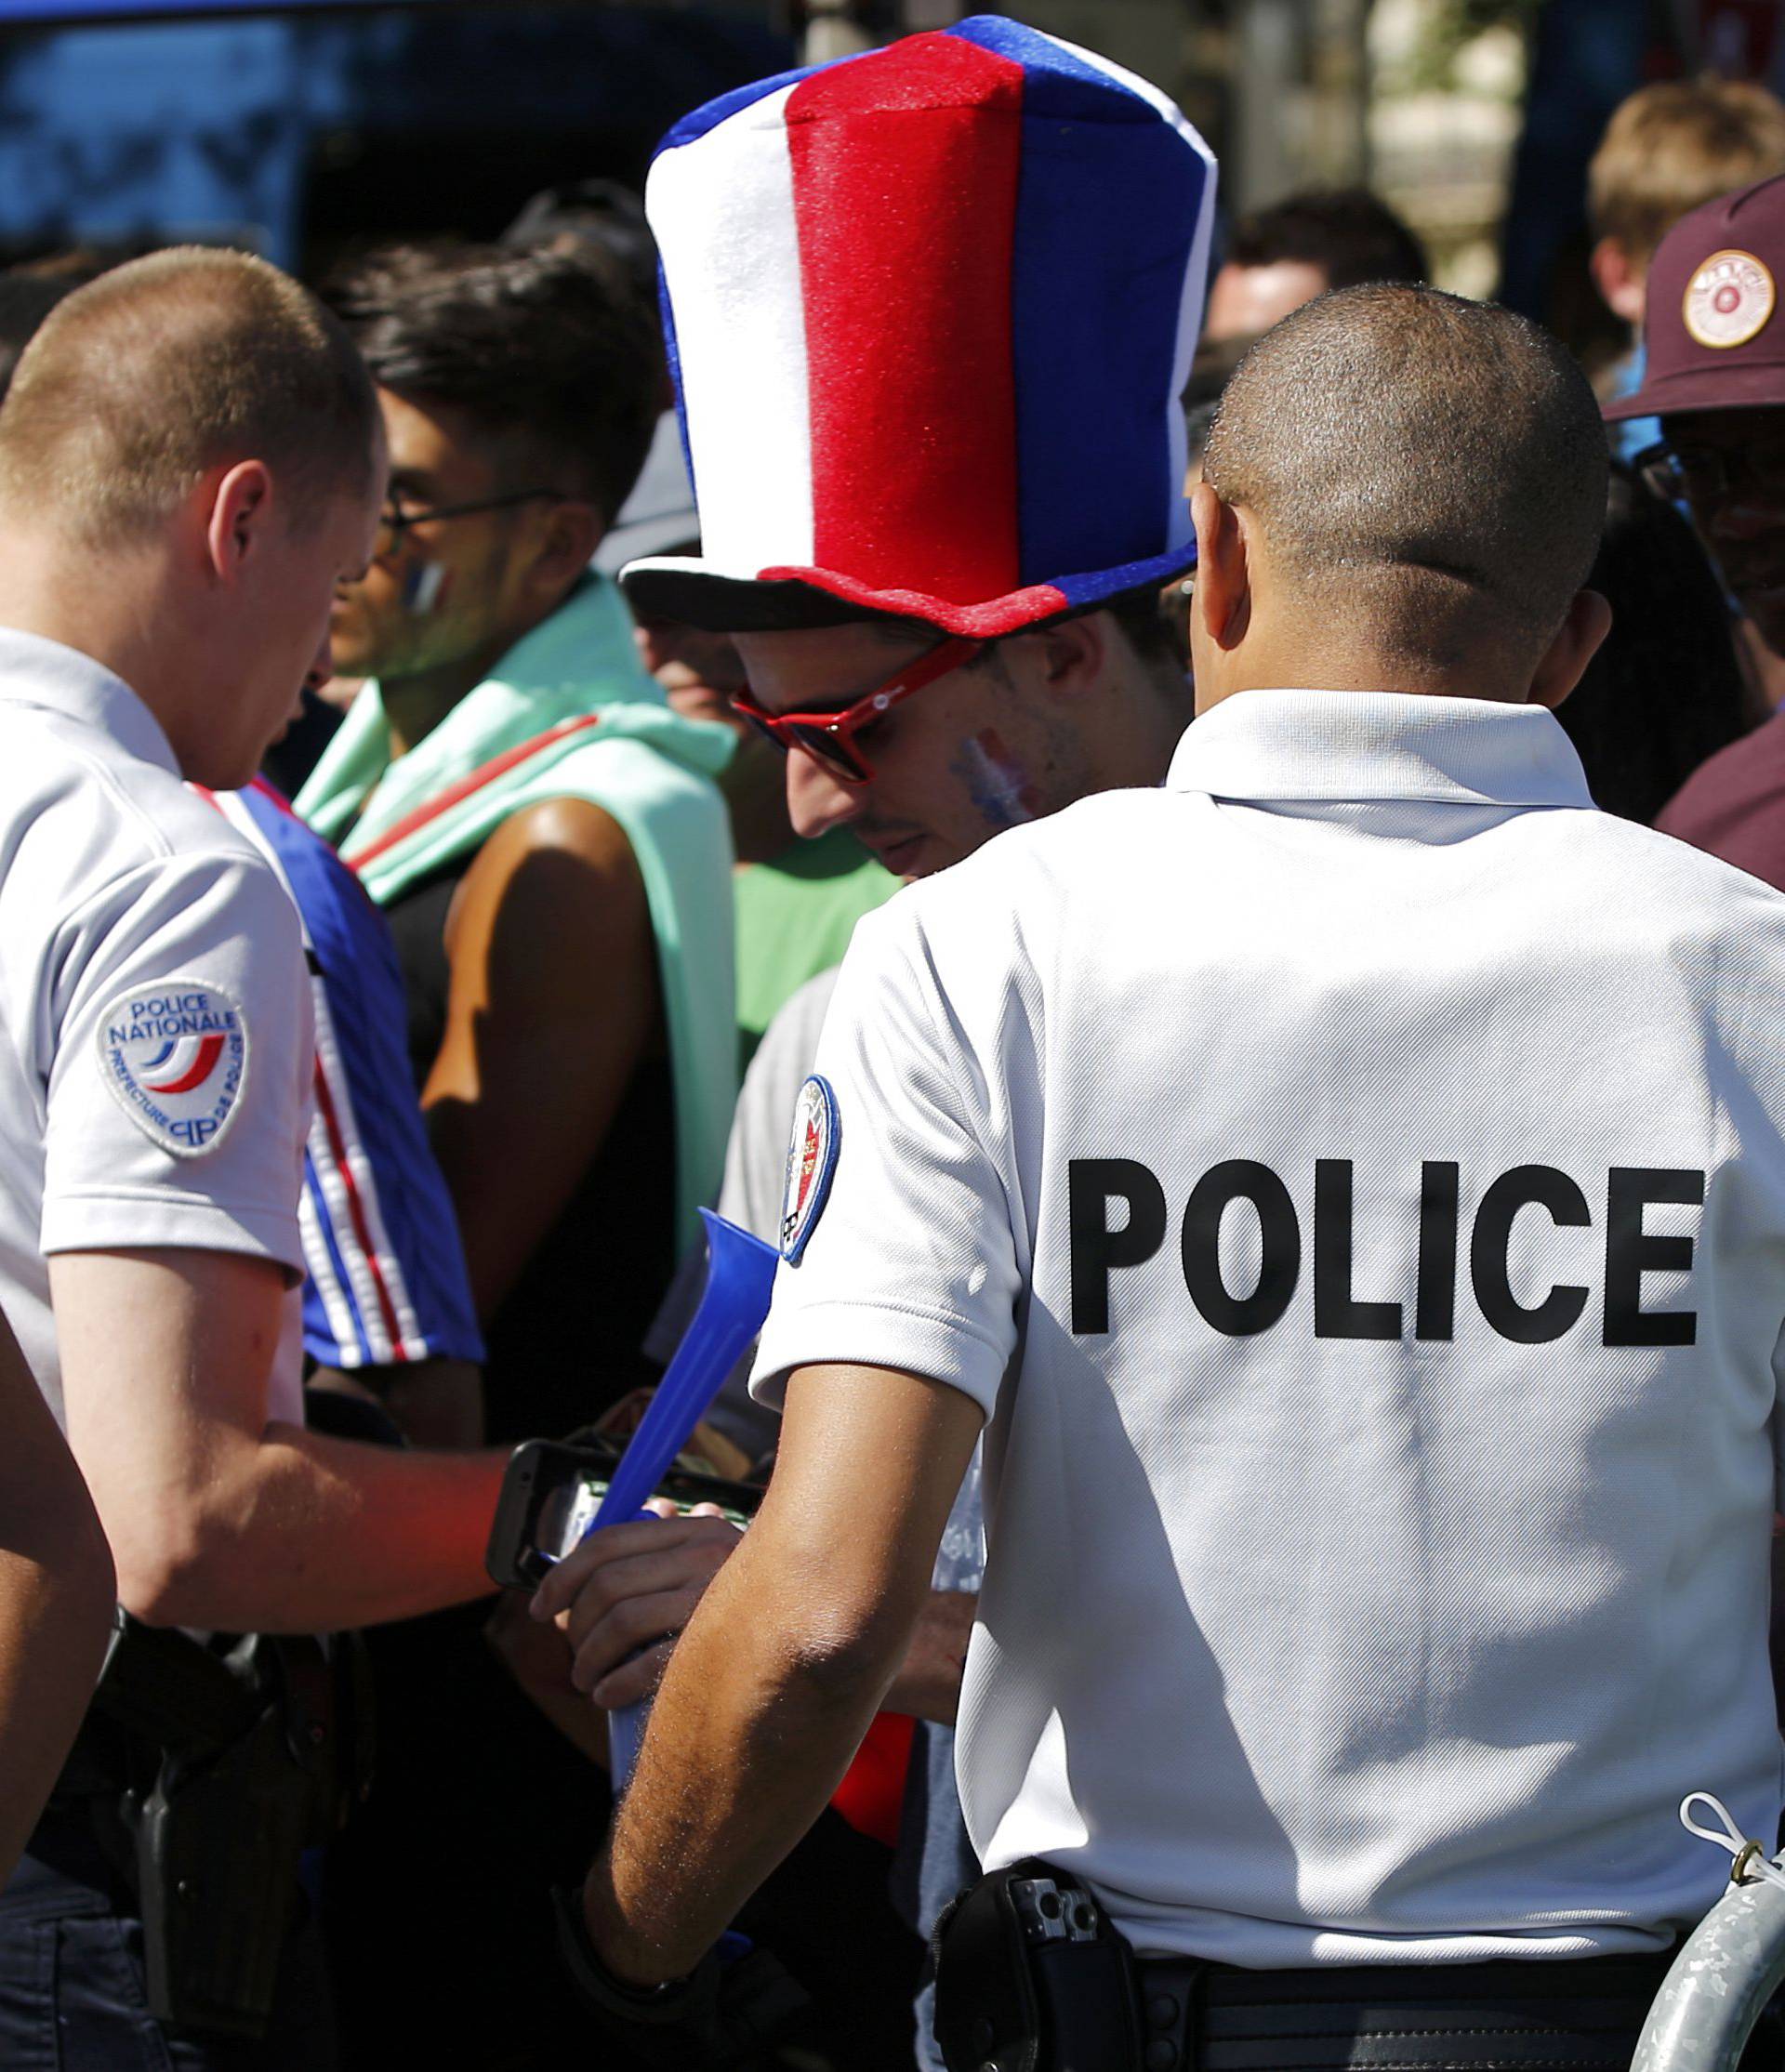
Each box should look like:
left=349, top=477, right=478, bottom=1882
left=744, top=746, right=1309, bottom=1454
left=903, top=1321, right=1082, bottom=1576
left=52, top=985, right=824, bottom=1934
left=292, top=239, right=737, bottom=2071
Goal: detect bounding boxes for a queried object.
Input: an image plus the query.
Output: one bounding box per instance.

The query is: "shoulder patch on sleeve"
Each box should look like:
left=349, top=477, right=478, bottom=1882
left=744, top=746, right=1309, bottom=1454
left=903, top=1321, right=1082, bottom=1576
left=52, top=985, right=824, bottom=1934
left=780, top=1074, right=840, bottom=1264
left=95, top=978, right=251, bottom=1159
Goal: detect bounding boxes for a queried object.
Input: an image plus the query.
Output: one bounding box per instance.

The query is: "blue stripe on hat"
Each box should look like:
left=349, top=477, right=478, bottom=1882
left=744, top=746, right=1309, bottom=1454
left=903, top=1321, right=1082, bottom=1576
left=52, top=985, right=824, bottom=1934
left=1052, top=541, right=1196, bottom=617
left=657, top=266, right=694, bottom=508
left=658, top=66, right=804, bottom=153
left=947, top=19, right=1209, bottom=588
left=947, top=15, right=1156, bottom=121
left=657, top=49, right=864, bottom=155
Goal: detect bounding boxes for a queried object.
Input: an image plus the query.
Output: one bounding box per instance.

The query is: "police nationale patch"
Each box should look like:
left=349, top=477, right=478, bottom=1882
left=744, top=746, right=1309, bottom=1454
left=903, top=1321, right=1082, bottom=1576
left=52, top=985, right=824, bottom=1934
left=780, top=1075, right=840, bottom=1264
left=1684, top=248, right=1776, bottom=350
left=96, top=978, right=249, bottom=1159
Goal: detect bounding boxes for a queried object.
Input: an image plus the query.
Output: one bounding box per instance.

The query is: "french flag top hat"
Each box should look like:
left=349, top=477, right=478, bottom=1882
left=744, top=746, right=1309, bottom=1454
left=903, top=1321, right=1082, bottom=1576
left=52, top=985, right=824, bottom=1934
left=619, top=16, right=1218, bottom=638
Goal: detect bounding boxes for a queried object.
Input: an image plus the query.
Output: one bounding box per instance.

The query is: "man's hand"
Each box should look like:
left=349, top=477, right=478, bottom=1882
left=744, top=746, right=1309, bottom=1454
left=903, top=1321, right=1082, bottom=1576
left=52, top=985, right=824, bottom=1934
left=530, top=1501, right=741, bottom=1707
left=884, top=1589, right=976, bottom=1725
left=587, top=1364, right=984, bottom=1980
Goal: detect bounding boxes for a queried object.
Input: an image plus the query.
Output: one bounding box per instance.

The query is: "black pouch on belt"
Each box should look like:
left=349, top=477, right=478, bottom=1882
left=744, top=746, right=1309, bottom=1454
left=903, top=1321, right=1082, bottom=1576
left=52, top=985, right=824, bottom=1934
left=932, top=1859, right=1143, bottom=2072
left=84, top=1610, right=359, bottom=2039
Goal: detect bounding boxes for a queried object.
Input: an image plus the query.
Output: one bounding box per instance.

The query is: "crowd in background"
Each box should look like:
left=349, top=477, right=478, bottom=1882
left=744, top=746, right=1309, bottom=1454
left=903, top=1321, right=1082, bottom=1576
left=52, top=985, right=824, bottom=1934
left=0, top=47, right=1783, bottom=2072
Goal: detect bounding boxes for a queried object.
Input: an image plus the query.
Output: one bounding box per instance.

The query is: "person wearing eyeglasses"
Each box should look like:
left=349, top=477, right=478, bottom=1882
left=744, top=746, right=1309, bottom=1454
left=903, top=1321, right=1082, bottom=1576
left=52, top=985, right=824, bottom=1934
left=298, top=239, right=735, bottom=1447
left=289, top=240, right=739, bottom=2068
left=1609, top=175, right=1785, bottom=887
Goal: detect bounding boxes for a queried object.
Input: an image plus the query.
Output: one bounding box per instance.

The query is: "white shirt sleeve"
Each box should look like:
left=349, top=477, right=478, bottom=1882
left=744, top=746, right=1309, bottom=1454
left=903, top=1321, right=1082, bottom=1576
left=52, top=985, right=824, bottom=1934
left=41, top=850, right=312, bottom=1277
left=750, top=900, right=1016, bottom=1421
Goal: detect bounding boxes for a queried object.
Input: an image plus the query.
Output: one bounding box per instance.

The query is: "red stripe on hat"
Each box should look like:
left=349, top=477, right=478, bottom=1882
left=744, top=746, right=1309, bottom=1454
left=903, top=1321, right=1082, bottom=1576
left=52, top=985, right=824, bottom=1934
left=757, top=563, right=1069, bottom=636
left=786, top=33, right=1024, bottom=605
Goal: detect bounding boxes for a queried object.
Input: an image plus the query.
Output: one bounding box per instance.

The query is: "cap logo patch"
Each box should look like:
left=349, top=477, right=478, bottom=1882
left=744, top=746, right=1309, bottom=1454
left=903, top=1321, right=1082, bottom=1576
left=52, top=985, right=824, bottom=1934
left=97, top=979, right=249, bottom=1158
left=780, top=1075, right=840, bottom=1264
left=1684, top=249, right=1776, bottom=350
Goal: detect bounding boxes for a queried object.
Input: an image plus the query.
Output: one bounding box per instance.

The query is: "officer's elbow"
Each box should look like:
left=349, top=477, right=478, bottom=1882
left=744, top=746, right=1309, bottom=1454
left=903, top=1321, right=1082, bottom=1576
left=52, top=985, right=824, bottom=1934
left=110, top=1516, right=216, bottom=1631
left=777, top=1585, right=917, bottom=1708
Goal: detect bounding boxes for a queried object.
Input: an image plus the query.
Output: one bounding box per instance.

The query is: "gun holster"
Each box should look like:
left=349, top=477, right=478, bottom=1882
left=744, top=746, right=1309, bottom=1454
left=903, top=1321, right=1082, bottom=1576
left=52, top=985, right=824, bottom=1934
left=80, top=1610, right=370, bottom=2040
left=932, top=1860, right=1142, bottom=2072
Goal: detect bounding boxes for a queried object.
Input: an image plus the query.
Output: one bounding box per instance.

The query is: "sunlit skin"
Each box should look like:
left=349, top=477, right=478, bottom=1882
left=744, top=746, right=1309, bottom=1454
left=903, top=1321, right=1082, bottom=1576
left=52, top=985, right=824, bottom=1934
left=0, top=434, right=383, bottom=797
left=1203, top=257, right=1330, bottom=346
left=204, top=475, right=381, bottom=791
left=634, top=614, right=792, bottom=864
left=328, top=388, right=597, bottom=758
left=732, top=618, right=1121, bottom=880
left=1662, top=406, right=1785, bottom=656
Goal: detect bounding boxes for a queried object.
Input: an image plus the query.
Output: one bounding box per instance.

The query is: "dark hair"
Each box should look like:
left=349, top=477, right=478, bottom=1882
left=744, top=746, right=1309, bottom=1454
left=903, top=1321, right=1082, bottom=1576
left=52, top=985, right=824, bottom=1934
left=1554, top=463, right=1748, bottom=825
left=0, top=246, right=378, bottom=544
left=1204, top=285, right=1606, bottom=668
left=1226, top=188, right=1428, bottom=293
left=328, top=240, right=663, bottom=527
left=500, top=179, right=658, bottom=304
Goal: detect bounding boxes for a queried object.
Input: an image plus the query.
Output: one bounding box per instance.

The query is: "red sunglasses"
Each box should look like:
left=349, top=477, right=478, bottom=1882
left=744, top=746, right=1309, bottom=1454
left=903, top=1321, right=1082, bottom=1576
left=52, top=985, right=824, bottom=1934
left=729, top=635, right=985, bottom=786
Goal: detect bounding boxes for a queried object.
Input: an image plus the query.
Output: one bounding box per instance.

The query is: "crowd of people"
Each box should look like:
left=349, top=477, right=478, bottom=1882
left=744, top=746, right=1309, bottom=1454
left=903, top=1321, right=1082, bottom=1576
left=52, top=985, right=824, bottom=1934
left=2, top=15, right=1785, bottom=2072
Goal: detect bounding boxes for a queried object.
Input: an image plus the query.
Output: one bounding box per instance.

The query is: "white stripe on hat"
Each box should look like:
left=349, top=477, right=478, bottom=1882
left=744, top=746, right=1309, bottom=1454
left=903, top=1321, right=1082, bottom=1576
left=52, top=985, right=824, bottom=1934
left=650, top=82, right=814, bottom=579
left=1053, top=33, right=1218, bottom=550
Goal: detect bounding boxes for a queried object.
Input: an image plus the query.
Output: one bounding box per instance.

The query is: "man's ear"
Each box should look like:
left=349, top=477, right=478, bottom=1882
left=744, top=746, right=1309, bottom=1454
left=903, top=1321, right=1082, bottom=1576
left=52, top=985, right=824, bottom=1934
left=525, top=499, right=602, bottom=601
left=1528, top=587, right=1612, bottom=710
left=204, top=460, right=274, bottom=586
left=1190, top=480, right=1251, bottom=653
left=1589, top=237, right=1646, bottom=328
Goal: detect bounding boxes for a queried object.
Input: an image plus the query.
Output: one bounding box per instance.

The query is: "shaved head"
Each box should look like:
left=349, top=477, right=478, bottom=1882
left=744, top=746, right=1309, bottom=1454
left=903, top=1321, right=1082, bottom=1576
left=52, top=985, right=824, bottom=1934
left=0, top=246, right=378, bottom=547
left=1202, top=285, right=1607, bottom=671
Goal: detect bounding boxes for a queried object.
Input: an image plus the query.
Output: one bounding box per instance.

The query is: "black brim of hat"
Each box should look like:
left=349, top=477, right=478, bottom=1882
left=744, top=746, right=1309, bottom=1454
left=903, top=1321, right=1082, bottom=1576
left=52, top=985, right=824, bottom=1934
left=619, top=546, right=1198, bottom=637
left=619, top=561, right=927, bottom=633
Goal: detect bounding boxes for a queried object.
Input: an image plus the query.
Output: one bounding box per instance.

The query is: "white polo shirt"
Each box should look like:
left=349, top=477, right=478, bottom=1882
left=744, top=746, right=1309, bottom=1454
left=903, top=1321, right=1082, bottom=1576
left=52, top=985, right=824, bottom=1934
left=753, top=689, right=1785, bottom=1967
left=0, top=629, right=311, bottom=1431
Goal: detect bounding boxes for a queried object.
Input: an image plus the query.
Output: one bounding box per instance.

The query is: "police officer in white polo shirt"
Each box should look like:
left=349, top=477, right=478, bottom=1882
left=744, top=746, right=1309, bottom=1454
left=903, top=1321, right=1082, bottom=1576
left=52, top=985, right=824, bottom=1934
left=563, top=285, right=1785, bottom=2069
left=0, top=250, right=509, bottom=2069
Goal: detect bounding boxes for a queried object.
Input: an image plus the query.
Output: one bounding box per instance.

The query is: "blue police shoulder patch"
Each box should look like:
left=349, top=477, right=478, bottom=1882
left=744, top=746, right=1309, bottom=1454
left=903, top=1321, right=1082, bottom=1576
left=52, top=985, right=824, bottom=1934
left=780, top=1075, right=840, bottom=1264
left=96, top=977, right=250, bottom=1160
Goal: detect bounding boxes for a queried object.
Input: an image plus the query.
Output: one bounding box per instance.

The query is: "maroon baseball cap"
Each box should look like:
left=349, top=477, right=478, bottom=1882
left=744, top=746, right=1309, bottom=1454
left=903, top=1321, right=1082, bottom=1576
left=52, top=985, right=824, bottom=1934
left=1606, top=172, right=1785, bottom=422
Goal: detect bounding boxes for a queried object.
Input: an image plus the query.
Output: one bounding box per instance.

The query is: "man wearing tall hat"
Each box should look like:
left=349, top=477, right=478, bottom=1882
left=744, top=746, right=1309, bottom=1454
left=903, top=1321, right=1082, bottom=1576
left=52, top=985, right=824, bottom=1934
left=530, top=24, right=1210, bottom=2065
left=1618, top=175, right=1785, bottom=884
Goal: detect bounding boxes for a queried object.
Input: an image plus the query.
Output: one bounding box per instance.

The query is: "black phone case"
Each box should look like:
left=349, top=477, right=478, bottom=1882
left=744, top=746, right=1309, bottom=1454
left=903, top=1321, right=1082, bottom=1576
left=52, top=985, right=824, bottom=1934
left=484, top=1437, right=764, bottom=1590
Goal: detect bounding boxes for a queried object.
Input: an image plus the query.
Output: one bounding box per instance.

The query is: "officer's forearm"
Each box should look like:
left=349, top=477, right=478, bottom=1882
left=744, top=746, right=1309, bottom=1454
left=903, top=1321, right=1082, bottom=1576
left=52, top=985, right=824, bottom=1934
left=584, top=1509, right=921, bottom=1986
left=0, top=1522, right=115, bottom=1878
left=118, top=1421, right=505, bottom=1634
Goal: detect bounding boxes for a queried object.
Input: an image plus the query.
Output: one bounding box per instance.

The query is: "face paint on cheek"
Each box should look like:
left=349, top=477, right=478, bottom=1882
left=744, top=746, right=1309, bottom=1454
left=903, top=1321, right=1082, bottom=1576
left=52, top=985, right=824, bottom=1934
left=953, top=727, right=1046, bottom=831
left=400, top=561, right=453, bottom=616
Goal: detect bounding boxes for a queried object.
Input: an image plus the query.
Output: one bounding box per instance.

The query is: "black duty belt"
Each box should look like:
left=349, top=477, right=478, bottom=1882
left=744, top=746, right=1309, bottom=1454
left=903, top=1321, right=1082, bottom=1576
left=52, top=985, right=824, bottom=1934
left=1131, top=1949, right=1679, bottom=2072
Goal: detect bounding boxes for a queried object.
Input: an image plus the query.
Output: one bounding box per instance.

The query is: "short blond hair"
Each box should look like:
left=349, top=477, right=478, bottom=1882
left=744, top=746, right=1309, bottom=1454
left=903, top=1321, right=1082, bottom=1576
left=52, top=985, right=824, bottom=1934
left=1589, top=78, right=1785, bottom=268
left=0, top=246, right=378, bottom=545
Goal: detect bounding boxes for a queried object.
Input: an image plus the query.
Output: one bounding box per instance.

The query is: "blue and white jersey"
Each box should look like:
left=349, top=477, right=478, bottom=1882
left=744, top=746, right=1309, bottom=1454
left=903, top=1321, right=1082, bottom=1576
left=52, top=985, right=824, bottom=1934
left=205, top=781, right=483, bottom=1372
